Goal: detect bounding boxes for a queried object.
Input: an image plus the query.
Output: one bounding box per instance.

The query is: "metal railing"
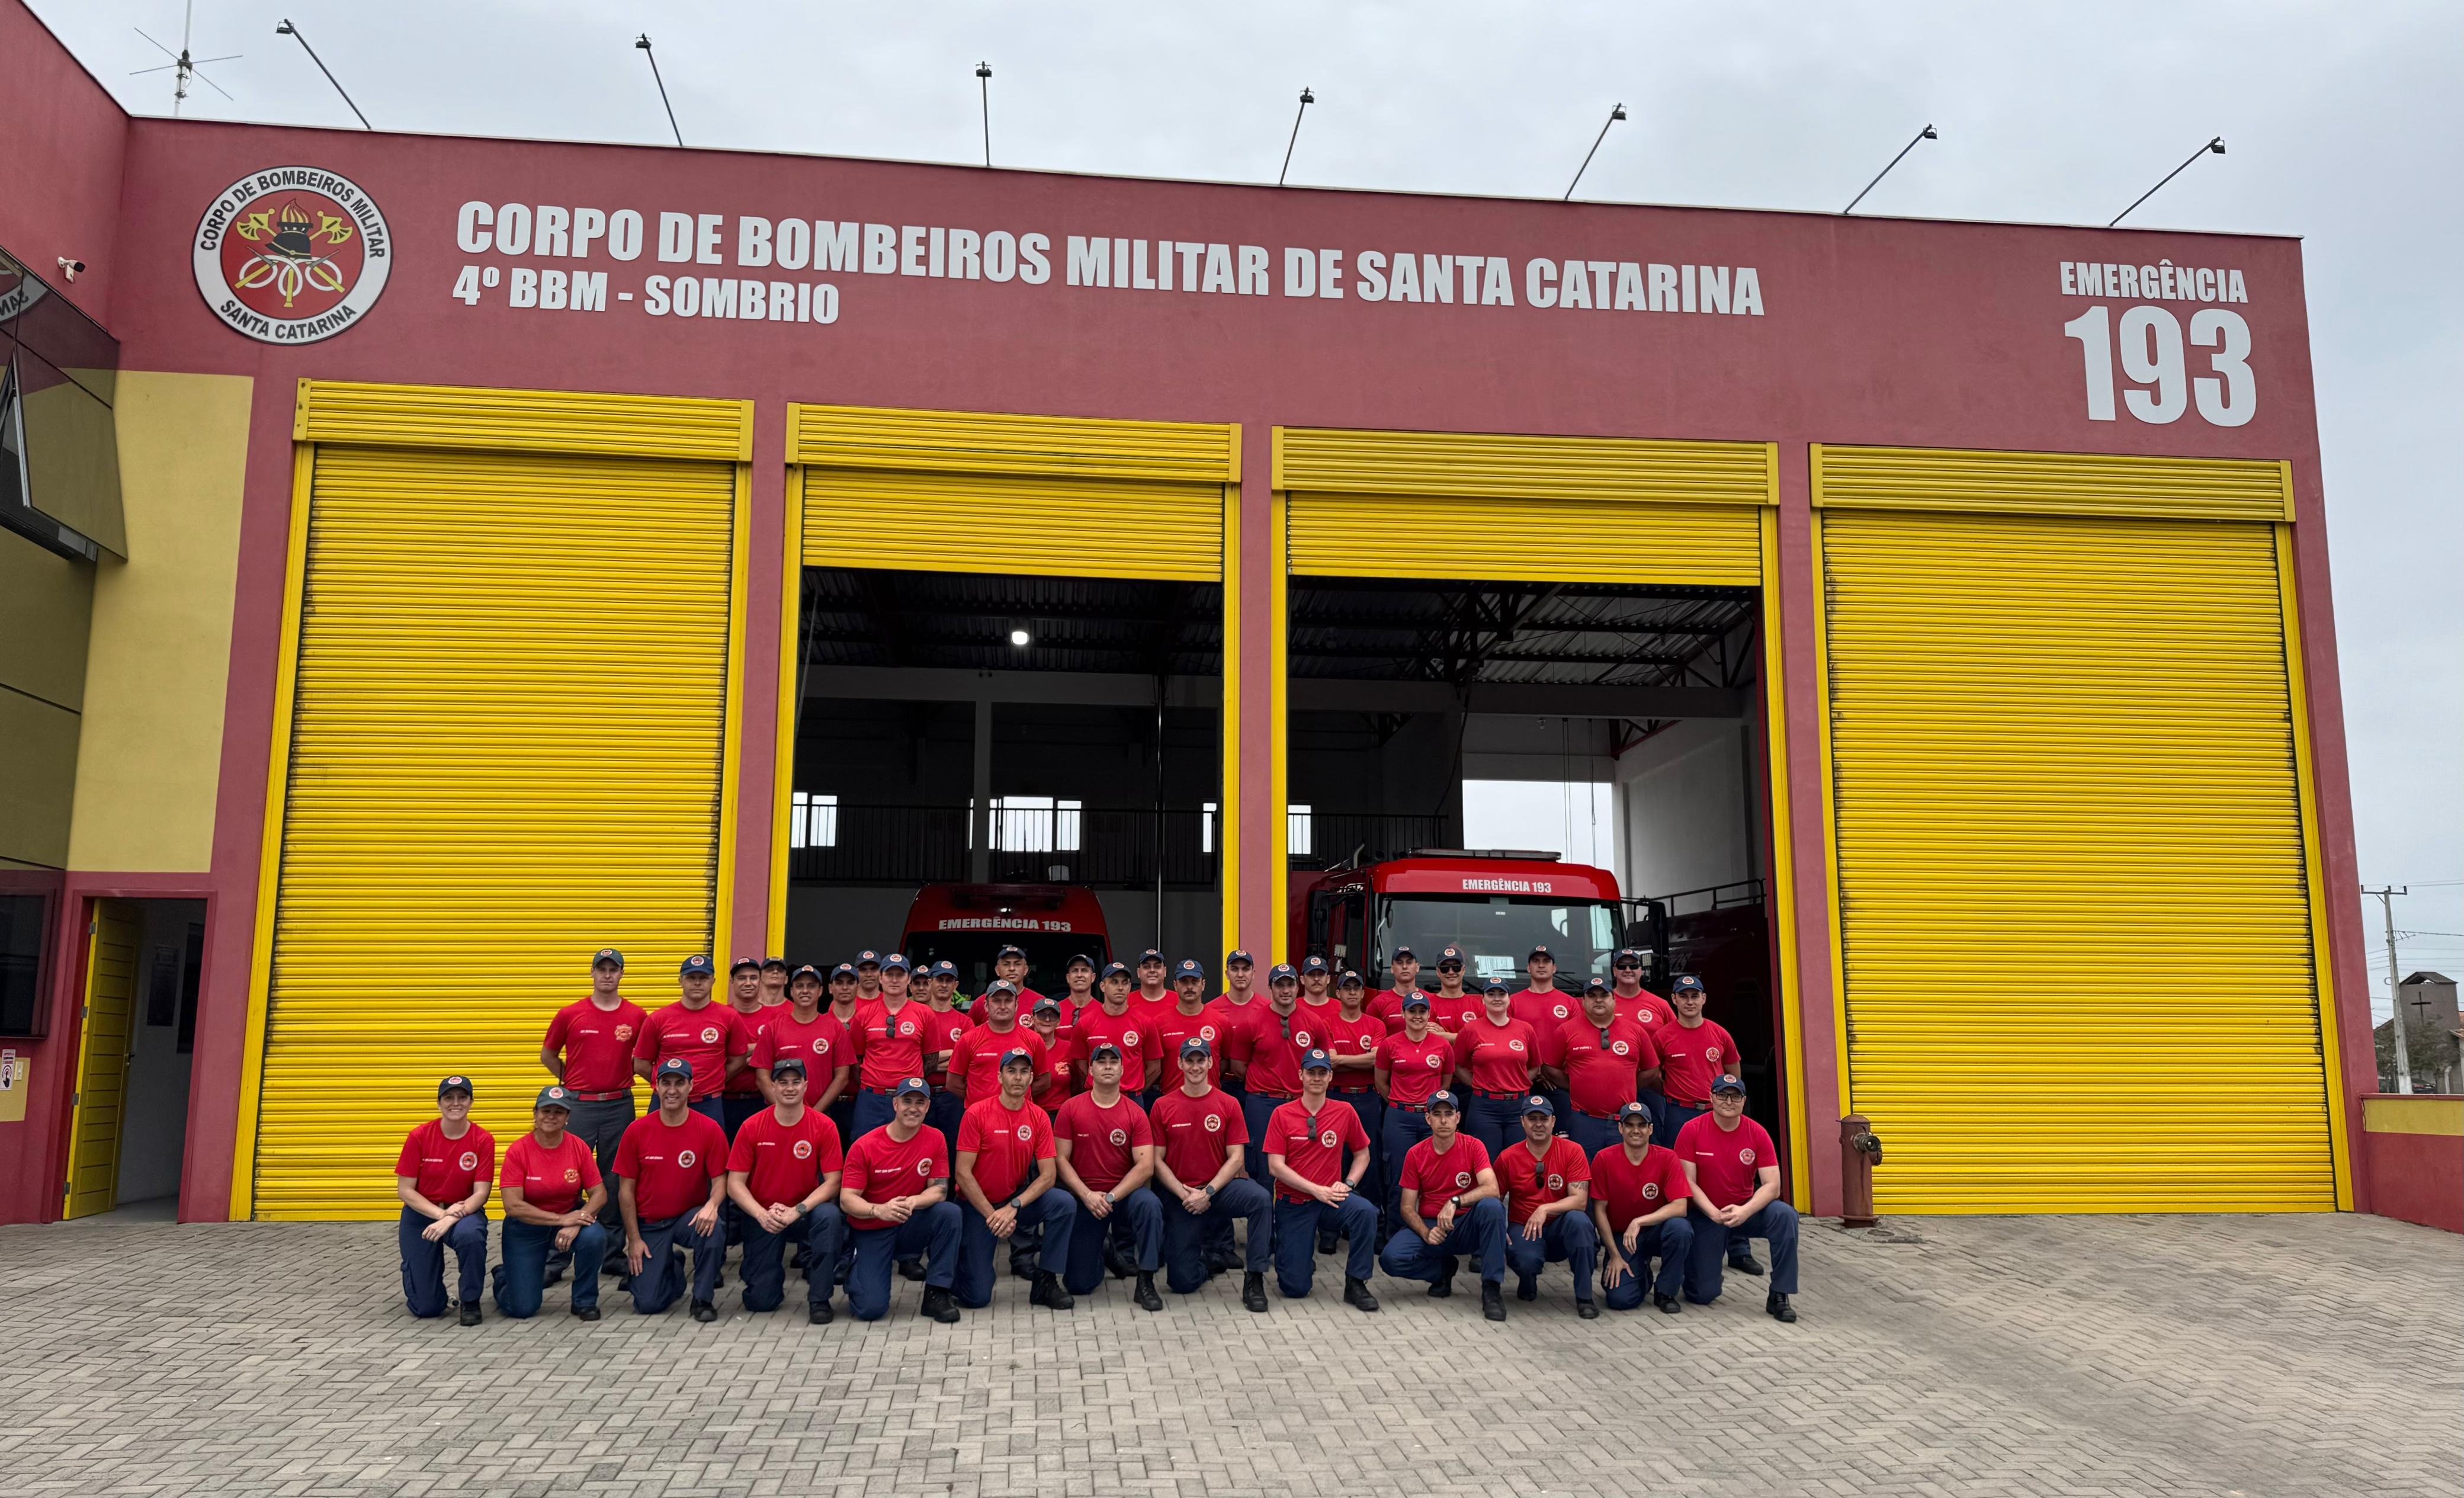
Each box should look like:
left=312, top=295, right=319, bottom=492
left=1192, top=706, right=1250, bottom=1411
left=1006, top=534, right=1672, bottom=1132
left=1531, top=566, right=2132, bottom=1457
left=788, top=804, right=1218, bottom=887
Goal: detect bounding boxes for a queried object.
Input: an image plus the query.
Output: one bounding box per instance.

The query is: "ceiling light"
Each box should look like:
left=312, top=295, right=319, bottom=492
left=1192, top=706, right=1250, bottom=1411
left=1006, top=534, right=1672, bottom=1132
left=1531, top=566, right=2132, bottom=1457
left=1009, top=628, right=1031, bottom=647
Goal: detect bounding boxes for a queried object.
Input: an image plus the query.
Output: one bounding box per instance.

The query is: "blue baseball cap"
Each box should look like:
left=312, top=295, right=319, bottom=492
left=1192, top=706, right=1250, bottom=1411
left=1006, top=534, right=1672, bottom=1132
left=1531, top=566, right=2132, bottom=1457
left=891, top=1076, right=931, bottom=1100
left=1436, top=946, right=1466, bottom=967
left=1225, top=949, right=1255, bottom=967
left=729, top=956, right=761, bottom=975
left=1300, top=955, right=1330, bottom=974
left=1101, top=961, right=1131, bottom=980
left=1614, top=948, right=1648, bottom=968
left=1337, top=970, right=1364, bottom=988
left=761, top=955, right=790, bottom=972
left=769, top=1054, right=809, bottom=1079
left=679, top=954, right=714, bottom=977
left=855, top=950, right=881, bottom=966
left=1528, top=944, right=1556, bottom=961
left=1673, top=973, right=1706, bottom=994
left=1616, top=1101, right=1655, bottom=1125
left=1088, top=1041, right=1124, bottom=1062
left=1401, top=992, right=1430, bottom=1011
left=1031, top=995, right=1061, bottom=1015
left=1390, top=945, right=1417, bottom=961
left=997, top=1047, right=1036, bottom=1070
left=1174, top=958, right=1205, bottom=979
left=1138, top=948, right=1167, bottom=965
left=592, top=947, right=625, bottom=970
left=654, top=1057, right=694, bottom=1083
left=1483, top=979, right=1510, bottom=995
left=1066, top=952, right=1097, bottom=970
left=996, top=944, right=1026, bottom=960
left=1710, top=1073, right=1748, bottom=1096
left=1179, top=1037, right=1211, bottom=1058
left=1520, top=1095, right=1555, bottom=1118
left=534, top=1085, right=577, bottom=1112
left=881, top=952, right=911, bottom=973
left=1584, top=977, right=1610, bottom=996
left=436, top=1074, right=474, bottom=1098
left=1300, top=1048, right=1334, bottom=1072
left=931, top=960, right=958, bottom=978
left=1426, top=1089, right=1461, bottom=1111
left=1269, top=963, right=1298, bottom=982
left=830, top=962, right=856, bottom=980
left=791, top=964, right=824, bottom=984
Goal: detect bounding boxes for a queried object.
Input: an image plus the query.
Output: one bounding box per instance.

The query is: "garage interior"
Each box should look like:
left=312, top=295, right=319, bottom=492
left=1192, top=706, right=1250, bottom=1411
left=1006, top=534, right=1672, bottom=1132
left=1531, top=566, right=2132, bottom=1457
left=782, top=565, right=1223, bottom=981
left=1286, top=573, right=1786, bottom=1131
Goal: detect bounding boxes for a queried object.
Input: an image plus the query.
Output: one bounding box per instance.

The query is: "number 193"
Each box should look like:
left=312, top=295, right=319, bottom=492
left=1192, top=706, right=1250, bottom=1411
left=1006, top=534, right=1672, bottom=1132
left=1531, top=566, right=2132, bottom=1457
left=2063, top=304, right=2255, bottom=427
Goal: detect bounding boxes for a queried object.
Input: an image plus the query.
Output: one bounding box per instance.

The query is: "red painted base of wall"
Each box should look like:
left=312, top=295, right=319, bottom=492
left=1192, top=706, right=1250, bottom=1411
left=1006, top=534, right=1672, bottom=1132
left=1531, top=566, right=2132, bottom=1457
left=2359, top=1123, right=2463, bottom=1235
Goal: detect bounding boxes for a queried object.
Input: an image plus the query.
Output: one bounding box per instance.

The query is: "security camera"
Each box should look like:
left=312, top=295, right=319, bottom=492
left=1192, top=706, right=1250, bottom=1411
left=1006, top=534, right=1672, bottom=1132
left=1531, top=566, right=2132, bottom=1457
left=57, top=257, right=85, bottom=281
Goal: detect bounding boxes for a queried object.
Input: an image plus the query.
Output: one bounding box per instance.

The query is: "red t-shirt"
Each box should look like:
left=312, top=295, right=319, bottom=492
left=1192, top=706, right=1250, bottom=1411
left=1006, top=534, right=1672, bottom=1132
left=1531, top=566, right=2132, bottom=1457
left=1054, top=1090, right=1153, bottom=1193
left=749, top=1008, right=851, bottom=1084
left=1394, top=1133, right=1491, bottom=1219
left=919, top=1004, right=973, bottom=1086
left=1510, top=987, right=1580, bottom=1035
left=1034, top=1028, right=1082, bottom=1117
left=1375, top=1029, right=1456, bottom=1106
left=1589, top=1142, right=1692, bottom=1233
left=948, top=1022, right=1048, bottom=1101
left=613, top=1109, right=727, bottom=1220
left=723, top=1005, right=769, bottom=1095
left=1072, top=1005, right=1156, bottom=1092
left=955, top=1095, right=1054, bottom=1202
left=1674, top=1114, right=1776, bottom=1209
left=1616, top=989, right=1676, bottom=1031
left=726, top=1105, right=845, bottom=1207
left=1233, top=1005, right=1311, bottom=1098
left=1422, top=993, right=1482, bottom=1040
left=1325, top=1009, right=1385, bottom=1092
left=1542, top=1014, right=1662, bottom=1117
left=1494, top=1136, right=1592, bottom=1225
left=1147, top=1086, right=1247, bottom=1184
left=500, top=1130, right=601, bottom=1214
left=1150, top=1000, right=1237, bottom=1089
left=1657, top=1019, right=1740, bottom=1106
left=1454, top=1016, right=1539, bottom=1095
left=633, top=1000, right=737, bottom=1101
left=544, top=997, right=649, bottom=1095
left=1262, top=1097, right=1369, bottom=1203
left=840, top=1124, right=949, bottom=1229
left=851, top=996, right=932, bottom=1091
left=395, top=1120, right=497, bottom=1207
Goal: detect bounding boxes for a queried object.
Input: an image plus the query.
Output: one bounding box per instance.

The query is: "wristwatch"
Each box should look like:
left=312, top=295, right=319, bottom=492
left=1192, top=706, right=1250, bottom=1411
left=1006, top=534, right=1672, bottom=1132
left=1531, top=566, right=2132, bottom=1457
left=1003, top=1196, right=1022, bottom=1212
left=1202, top=1184, right=1218, bottom=1199
left=1101, top=1189, right=1114, bottom=1206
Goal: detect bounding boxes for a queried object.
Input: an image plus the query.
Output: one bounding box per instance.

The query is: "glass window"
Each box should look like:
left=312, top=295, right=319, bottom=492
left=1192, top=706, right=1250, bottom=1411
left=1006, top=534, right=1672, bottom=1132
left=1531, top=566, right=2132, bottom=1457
left=988, top=796, right=1082, bottom=852
left=1200, top=801, right=1217, bottom=855
left=790, top=791, right=838, bottom=849
left=0, top=893, right=49, bottom=1037
left=1288, top=804, right=1313, bottom=857
left=1376, top=894, right=1619, bottom=988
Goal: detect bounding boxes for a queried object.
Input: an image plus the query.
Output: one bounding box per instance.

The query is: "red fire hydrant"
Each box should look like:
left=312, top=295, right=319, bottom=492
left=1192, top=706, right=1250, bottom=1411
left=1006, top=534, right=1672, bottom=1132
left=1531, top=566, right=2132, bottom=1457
left=1839, top=1115, right=1884, bottom=1228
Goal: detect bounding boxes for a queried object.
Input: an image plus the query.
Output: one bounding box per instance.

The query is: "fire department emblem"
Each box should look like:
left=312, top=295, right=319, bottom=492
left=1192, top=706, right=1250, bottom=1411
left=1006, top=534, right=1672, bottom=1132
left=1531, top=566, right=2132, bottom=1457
left=1109, top=1128, right=1129, bottom=1147
left=1552, top=1004, right=1569, bottom=1020
left=1740, top=1147, right=1757, bottom=1165
left=1641, top=1182, right=1661, bottom=1201
left=1507, top=1040, right=1525, bottom=1052
left=192, top=167, right=390, bottom=344
left=1202, top=1114, right=1223, bottom=1133
left=914, top=1159, right=932, bottom=1176
left=1454, top=1171, right=1473, bottom=1188
left=1425, top=1054, right=1442, bottom=1067
left=1546, top=1173, right=1566, bottom=1192
left=1319, top=1130, right=1339, bottom=1149
left=1294, top=1031, right=1313, bottom=1047
left=562, top=1167, right=580, bottom=1183
left=615, top=1024, right=636, bottom=1042
left=1612, top=1040, right=1631, bottom=1057
left=1707, top=1047, right=1722, bottom=1062
left=1015, top=1124, right=1033, bottom=1141
left=678, top=1150, right=697, bottom=1168
left=1199, top=1025, right=1217, bottom=1041
left=792, top=1139, right=813, bottom=1160
left=457, top=1151, right=479, bottom=1172
left=1124, top=1030, right=1141, bottom=1046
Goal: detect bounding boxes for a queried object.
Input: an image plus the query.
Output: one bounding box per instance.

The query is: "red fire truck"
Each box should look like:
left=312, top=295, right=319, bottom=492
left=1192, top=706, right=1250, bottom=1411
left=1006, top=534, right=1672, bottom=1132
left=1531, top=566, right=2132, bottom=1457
left=1289, top=849, right=1640, bottom=991
left=897, top=883, right=1112, bottom=996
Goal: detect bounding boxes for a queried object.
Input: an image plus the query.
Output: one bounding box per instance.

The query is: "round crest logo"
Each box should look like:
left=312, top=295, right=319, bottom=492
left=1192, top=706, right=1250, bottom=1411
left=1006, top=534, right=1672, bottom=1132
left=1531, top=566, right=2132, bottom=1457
left=1641, top=1182, right=1661, bottom=1201
left=677, top=1150, right=697, bottom=1169
left=1426, top=1053, right=1443, bottom=1068
left=1123, top=1030, right=1141, bottom=1047
left=615, top=1024, right=636, bottom=1042
left=1545, top=1173, right=1566, bottom=1192
left=1015, top=1124, right=1032, bottom=1141
left=457, top=1151, right=479, bottom=1172
left=1454, top=1170, right=1472, bottom=1188
left=1611, top=1040, right=1631, bottom=1057
left=562, top=1167, right=580, bottom=1184
left=192, top=167, right=390, bottom=344
left=915, top=1159, right=931, bottom=1176
left=1740, top=1147, right=1757, bottom=1165
left=1508, top=1039, right=1525, bottom=1052
left=701, top=1026, right=721, bottom=1045
left=1108, top=1128, right=1129, bottom=1147
left=1202, top=1113, right=1222, bottom=1133
left=1318, top=1130, right=1339, bottom=1149
left=792, top=1139, right=813, bottom=1160
left=1294, top=1031, right=1313, bottom=1048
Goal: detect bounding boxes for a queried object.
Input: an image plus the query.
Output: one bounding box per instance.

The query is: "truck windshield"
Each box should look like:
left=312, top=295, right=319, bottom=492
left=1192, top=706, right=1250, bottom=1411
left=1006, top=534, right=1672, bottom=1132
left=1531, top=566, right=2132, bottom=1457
left=1377, top=896, right=1621, bottom=988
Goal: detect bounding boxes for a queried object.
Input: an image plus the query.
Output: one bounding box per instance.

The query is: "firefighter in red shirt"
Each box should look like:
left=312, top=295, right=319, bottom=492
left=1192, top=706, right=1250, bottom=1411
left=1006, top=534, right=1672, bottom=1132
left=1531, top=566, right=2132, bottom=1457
left=948, top=980, right=1050, bottom=1105
left=1054, top=1043, right=1165, bottom=1310
left=1074, top=965, right=1159, bottom=1101
left=614, top=1057, right=729, bottom=1320
left=491, top=1086, right=609, bottom=1320
left=1589, top=1100, right=1693, bottom=1313
left=839, top=1077, right=960, bottom=1323
left=992, top=944, right=1044, bottom=1012
left=1263, top=1050, right=1380, bottom=1311
left=720, top=957, right=771, bottom=1137
left=1454, top=980, right=1541, bottom=1156
left=1377, top=1090, right=1510, bottom=1321
left=1676, top=1074, right=1799, bottom=1321
left=1418, top=945, right=1477, bottom=1040
left=394, top=1074, right=495, bottom=1324
left=631, top=955, right=732, bottom=1126
left=1541, top=979, right=1663, bottom=1157
left=1373, top=991, right=1456, bottom=1238
left=1656, top=972, right=1758, bottom=1279
left=953, top=1047, right=1077, bottom=1311
left=1148, top=1038, right=1274, bottom=1310
left=1368, top=945, right=1421, bottom=1031
left=540, top=947, right=647, bottom=1273
left=920, top=959, right=974, bottom=1155
left=1151, top=959, right=1230, bottom=1096
left=848, top=954, right=931, bottom=1138
left=1494, top=1096, right=1600, bottom=1317
left=1228, top=963, right=1308, bottom=1189
left=750, top=965, right=853, bottom=1113
left=1323, top=970, right=1388, bottom=1257
left=1054, top=953, right=1099, bottom=1028
left=726, top=1054, right=850, bottom=1323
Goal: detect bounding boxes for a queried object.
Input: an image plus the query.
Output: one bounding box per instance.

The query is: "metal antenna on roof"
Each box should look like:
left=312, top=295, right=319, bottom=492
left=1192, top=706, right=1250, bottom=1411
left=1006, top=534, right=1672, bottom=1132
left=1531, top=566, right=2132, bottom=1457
left=1564, top=102, right=1626, bottom=200
left=275, top=20, right=370, bottom=129
left=977, top=62, right=993, bottom=168
left=133, top=2, right=239, bottom=117
left=1278, top=88, right=1314, bottom=187
left=2109, top=136, right=2225, bottom=226
left=1841, top=123, right=1936, bottom=214
left=635, top=34, right=684, bottom=147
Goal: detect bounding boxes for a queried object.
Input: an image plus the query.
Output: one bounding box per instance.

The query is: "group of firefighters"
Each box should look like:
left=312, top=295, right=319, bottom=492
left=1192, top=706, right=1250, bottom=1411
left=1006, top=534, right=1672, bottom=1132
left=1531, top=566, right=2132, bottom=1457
left=394, top=942, right=1802, bottom=1328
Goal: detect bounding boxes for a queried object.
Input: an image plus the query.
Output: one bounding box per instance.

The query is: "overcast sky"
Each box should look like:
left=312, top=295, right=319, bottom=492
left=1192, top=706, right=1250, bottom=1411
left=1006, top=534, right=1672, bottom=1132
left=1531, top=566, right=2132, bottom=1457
left=38, top=1, right=2463, bottom=1006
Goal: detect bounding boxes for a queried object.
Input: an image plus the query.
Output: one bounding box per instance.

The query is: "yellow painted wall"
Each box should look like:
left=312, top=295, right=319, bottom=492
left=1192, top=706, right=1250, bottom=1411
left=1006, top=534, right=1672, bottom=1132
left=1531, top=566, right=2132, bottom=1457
left=66, top=372, right=252, bottom=874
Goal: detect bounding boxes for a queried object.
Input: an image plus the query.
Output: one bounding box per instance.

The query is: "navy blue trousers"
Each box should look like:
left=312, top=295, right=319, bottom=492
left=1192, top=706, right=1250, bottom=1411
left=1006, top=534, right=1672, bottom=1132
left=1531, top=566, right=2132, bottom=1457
left=1063, top=1185, right=1161, bottom=1296
left=1564, top=1111, right=1622, bottom=1159
left=1504, top=1210, right=1599, bottom=1303
left=1239, top=1092, right=1294, bottom=1188
left=628, top=1210, right=724, bottom=1314
left=1270, top=1192, right=1377, bottom=1297
left=398, top=1208, right=486, bottom=1318
left=1685, top=1199, right=1799, bottom=1300
left=1602, top=1216, right=1693, bottom=1310
left=955, top=1193, right=1075, bottom=1308
left=1157, top=1178, right=1272, bottom=1293
left=493, top=1218, right=605, bottom=1317
left=845, top=1203, right=960, bottom=1321
left=1379, top=1105, right=1434, bottom=1237
left=1334, top=1091, right=1385, bottom=1230
left=740, top=1202, right=847, bottom=1311
left=1464, top=1094, right=1527, bottom=1158
left=1378, top=1195, right=1507, bottom=1286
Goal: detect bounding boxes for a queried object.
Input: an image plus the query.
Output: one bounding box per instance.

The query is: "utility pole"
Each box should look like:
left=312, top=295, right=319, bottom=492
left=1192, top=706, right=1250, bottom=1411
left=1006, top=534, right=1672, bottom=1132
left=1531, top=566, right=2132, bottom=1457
left=2369, top=886, right=2412, bottom=1094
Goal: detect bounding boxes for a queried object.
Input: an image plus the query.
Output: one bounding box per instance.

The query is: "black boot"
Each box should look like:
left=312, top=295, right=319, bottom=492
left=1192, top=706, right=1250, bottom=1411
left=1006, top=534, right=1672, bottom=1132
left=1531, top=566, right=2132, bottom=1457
left=1429, top=1257, right=1458, bottom=1298
left=1576, top=1297, right=1600, bottom=1319
left=1655, top=1291, right=1682, bottom=1314
left=1134, top=1271, right=1163, bottom=1312
left=1516, top=1272, right=1538, bottom=1303
left=1343, top=1276, right=1380, bottom=1313
left=691, top=1300, right=717, bottom=1323
left=920, top=1285, right=960, bottom=1324
left=808, top=1299, right=833, bottom=1325
left=1030, top=1271, right=1074, bottom=1310
left=1241, top=1272, right=1269, bottom=1313
left=1481, top=1280, right=1506, bottom=1321
left=899, top=1258, right=928, bottom=1282
left=1729, top=1250, right=1765, bottom=1276
left=457, top=1301, right=482, bottom=1327
left=1103, top=1236, right=1136, bottom=1279
left=570, top=1303, right=601, bottom=1321
left=1766, top=1291, right=1797, bottom=1323
left=1317, top=1226, right=1339, bottom=1256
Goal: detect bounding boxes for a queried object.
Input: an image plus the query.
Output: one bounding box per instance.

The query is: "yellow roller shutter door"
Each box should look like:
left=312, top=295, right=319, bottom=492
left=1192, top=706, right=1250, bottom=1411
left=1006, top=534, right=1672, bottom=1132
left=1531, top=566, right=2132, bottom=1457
left=1276, top=428, right=1772, bottom=582
left=253, top=445, right=736, bottom=1219
left=1821, top=506, right=2337, bottom=1212
left=794, top=405, right=1234, bottom=580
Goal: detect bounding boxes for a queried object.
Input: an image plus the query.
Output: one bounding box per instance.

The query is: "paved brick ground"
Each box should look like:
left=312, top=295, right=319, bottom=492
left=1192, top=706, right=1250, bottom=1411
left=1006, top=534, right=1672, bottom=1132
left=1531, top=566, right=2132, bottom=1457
left=0, top=1210, right=2455, bottom=1497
